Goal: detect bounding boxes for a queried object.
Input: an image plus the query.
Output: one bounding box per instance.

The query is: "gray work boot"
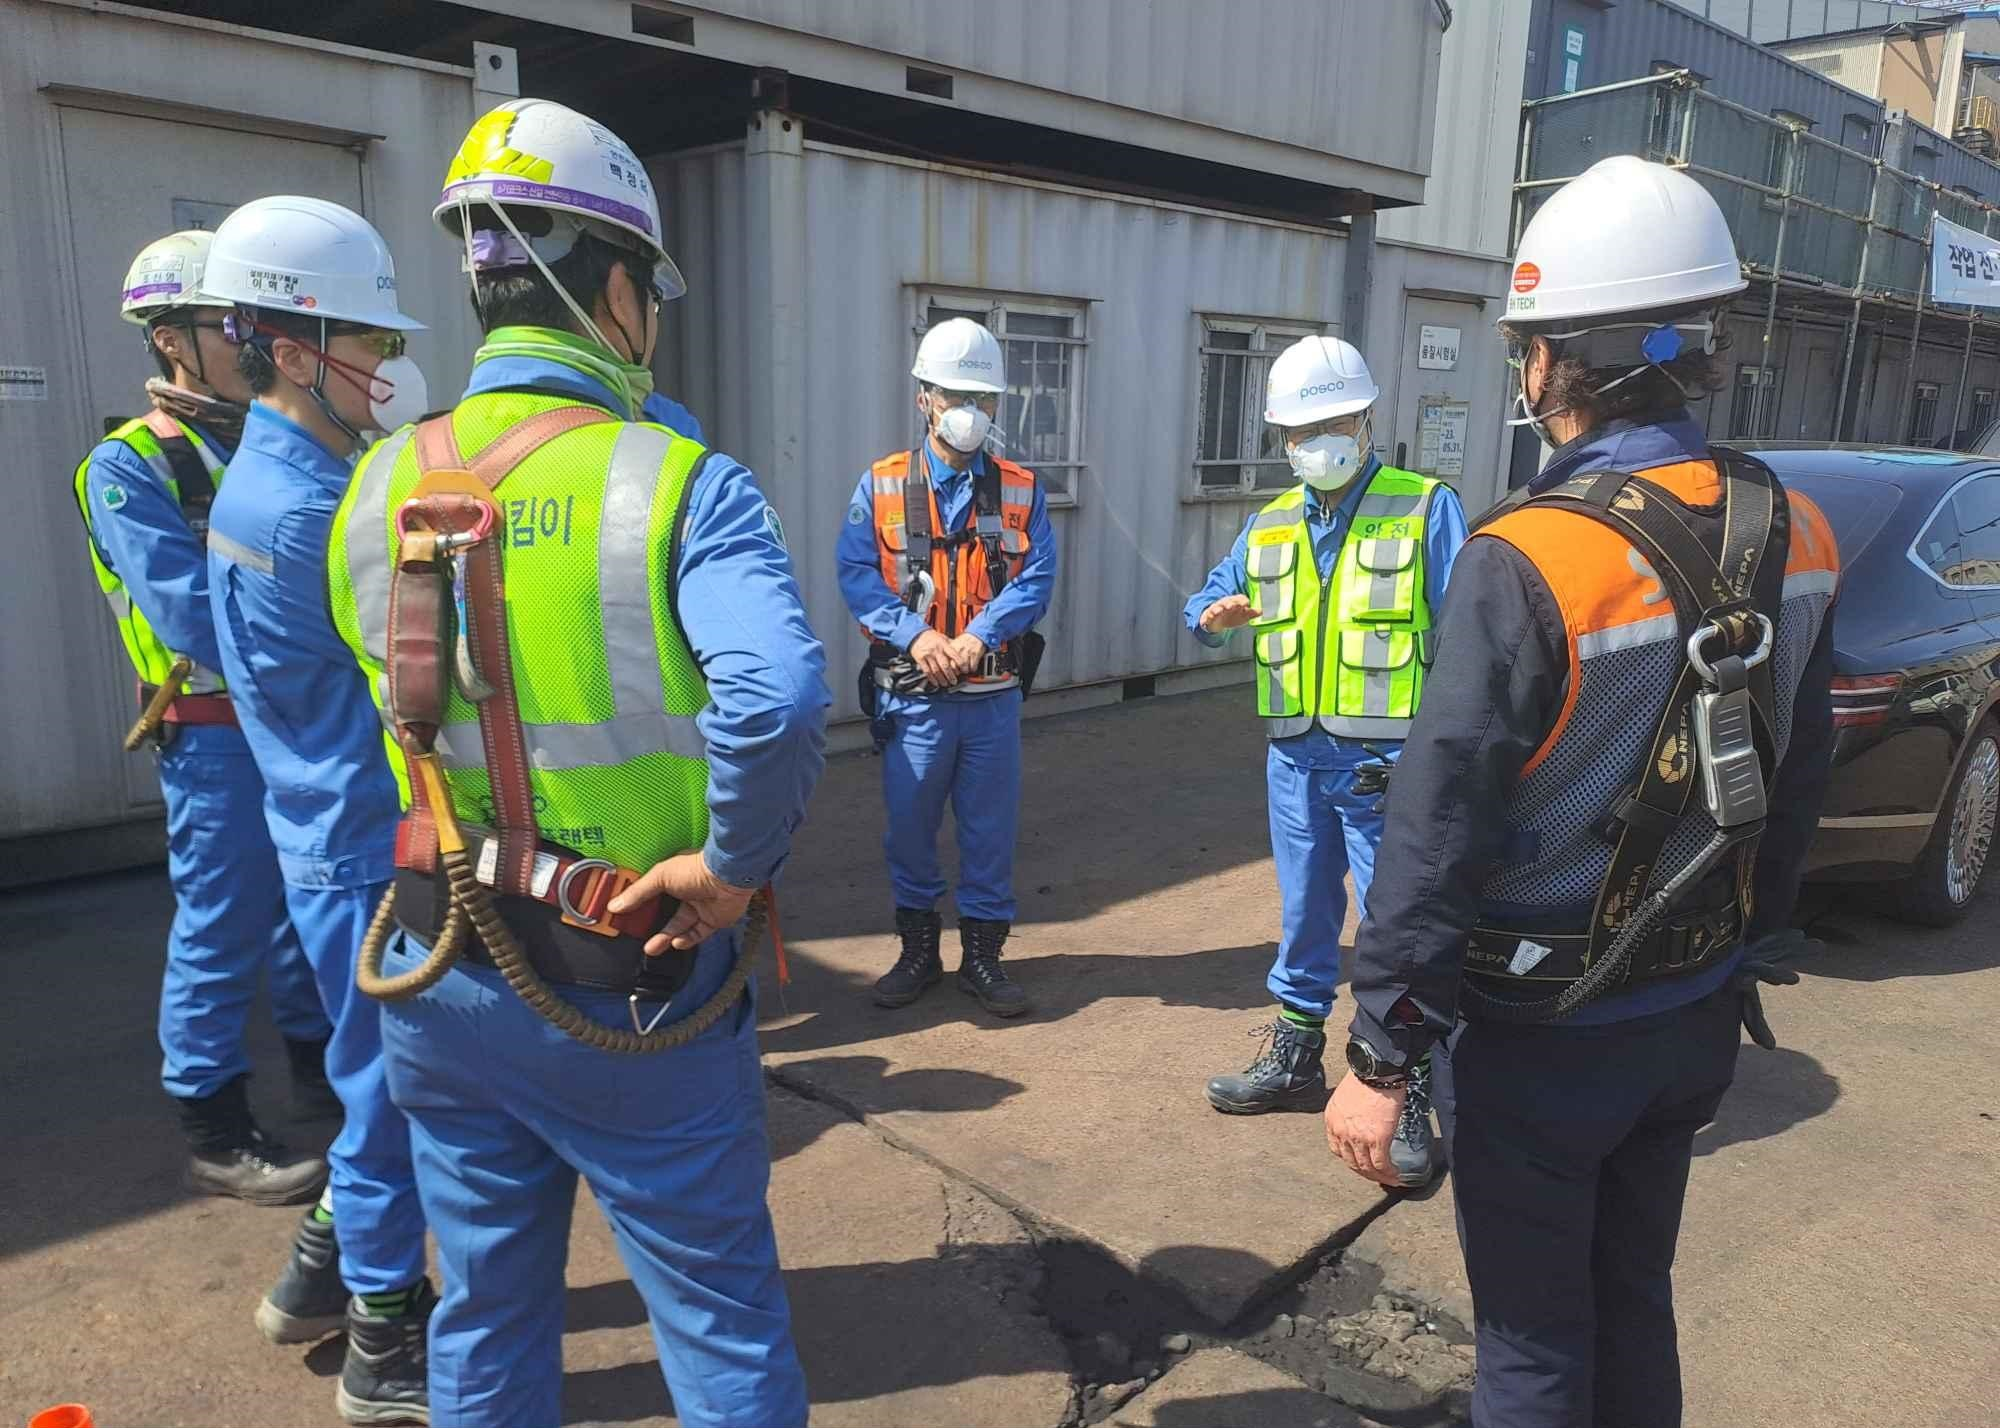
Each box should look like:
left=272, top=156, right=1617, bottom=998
left=957, top=918, right=1030, bottom=1017
left=257, top=1202, right=347, bottom=1344
left=178, top=1076, right=329, bottom=1206
left=1206, top=1018, right=1327, bottom=1114
left=1389, top=1053, right=1442, bottom=1189
left=335, top=1279, right=436, bottom=1426
left=874, top=907, right=944, bottom=1007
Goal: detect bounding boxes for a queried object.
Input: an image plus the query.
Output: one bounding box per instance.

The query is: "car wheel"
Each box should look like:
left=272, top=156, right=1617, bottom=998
left=1894, top=720, right=2000, bottom=926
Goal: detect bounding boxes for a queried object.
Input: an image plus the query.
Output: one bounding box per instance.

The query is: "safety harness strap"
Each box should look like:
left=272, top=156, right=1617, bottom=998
left=396, top=406, right=614, bottom=894
left=901, top=449, right=934, bottom=593
left=139, top=408, right=219, bottom=536
left=1469, top=450, right=1790, bottom=984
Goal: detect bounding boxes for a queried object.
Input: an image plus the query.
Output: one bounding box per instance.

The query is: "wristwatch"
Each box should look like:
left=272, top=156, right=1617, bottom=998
left=1345, top=1037, right=1411, bottom=1088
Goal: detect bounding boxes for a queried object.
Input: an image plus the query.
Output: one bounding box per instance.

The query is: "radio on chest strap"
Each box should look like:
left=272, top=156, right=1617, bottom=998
left=1464, top=446, right=1791, bottom=1021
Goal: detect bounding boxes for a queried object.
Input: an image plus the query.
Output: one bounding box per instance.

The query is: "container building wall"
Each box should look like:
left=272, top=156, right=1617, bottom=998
left=0, top=0, right=477, bottom=857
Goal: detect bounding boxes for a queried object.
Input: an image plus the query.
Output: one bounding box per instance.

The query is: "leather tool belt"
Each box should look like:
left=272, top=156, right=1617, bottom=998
left=393, top=820, right=692, bottom=1000
left=136, top=682, right=237, bottom=727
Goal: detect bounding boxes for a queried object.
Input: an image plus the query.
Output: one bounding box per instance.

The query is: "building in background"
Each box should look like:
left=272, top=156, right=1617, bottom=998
left=1512, top=0, right=2000, bottom=487
left=5, top=0, right=1526, bottom=872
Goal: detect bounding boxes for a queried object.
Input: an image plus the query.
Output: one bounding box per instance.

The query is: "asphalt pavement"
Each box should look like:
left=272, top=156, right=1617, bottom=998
left=2, top=685, right=1994, bottom=1427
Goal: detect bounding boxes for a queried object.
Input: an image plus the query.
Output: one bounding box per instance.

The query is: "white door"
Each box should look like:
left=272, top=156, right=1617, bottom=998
left=55, top=105, right=366, bottom=810
left=1391, top=296, right=1486, bottom=504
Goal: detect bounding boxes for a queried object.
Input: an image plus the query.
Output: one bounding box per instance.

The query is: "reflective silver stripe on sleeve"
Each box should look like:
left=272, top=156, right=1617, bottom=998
left=1356, top=492, right=1422, bottom=518
left=345, top=427, right=414, bottom=666
left=599, top=425, right=674, bottom=720
left=207, top=530, right=273, bottom=575
left=434, top=709, right=707, bottom=771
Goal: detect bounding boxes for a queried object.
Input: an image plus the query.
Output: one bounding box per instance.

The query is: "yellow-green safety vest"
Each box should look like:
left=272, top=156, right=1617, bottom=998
left=1244, top=466, right=1443, bottom=740
left=72, top=414, right=229, bottom=692
left=327, top=392, right=712, bottom=874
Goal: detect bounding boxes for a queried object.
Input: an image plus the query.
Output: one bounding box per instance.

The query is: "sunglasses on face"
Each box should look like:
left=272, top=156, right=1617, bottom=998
left=332, top=327, right=407, bottom=360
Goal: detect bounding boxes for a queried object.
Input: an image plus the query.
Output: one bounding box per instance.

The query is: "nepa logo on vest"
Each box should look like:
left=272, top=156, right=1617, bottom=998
left=1299, top=381, right=1346, bottom=398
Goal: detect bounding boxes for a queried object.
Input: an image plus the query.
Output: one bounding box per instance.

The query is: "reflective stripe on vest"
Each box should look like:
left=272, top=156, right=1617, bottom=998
left=1244, top=467, right=1440, bottom=740
left=72, top=414, right=228, bottom=691
left=329, top=400, right=713, bottom=873
left=868, top=449, right=1036, bottom=688
left=1475, top=469, right=1841, bottom=917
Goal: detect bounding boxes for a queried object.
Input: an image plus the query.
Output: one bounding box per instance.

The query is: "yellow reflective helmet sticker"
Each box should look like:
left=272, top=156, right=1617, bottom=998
left=446, top=108, right=554, bottom=186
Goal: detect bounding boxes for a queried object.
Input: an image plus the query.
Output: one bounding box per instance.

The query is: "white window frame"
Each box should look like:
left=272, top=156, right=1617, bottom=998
left=912, top=288, right=1088, bottom=506
left=1910, top=380, right=1943, bottom=445
left=1730, top=363, right=1783, bottom=441
left=1190, top=316, right=1329, bottom=500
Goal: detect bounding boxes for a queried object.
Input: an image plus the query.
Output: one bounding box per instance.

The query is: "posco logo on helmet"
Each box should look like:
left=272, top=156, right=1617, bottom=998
left=958, top=358, right=994, bottom=370
left=1300, top=381, right=1346, bottom=398
left=377, top=275, right=398, bottom=291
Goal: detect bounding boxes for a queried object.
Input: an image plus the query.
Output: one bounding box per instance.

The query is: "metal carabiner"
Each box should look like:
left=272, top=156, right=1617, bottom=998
left=629, top=993, right=674, bottom=1035
left=1686, top=612, right=1774, bottom=683
left=394, top=496, right=498, bottom=546
left=556, top=858, right=618, bottom=926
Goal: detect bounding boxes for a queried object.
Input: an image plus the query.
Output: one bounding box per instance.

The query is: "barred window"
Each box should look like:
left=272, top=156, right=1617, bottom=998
left=1193, top=318, right=1324, bottom=496
left=916, top=292, right=1087, bottom=502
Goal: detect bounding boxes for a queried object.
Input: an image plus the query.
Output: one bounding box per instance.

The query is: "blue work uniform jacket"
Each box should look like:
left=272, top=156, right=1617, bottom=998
left=208, top=405, right=401, bottom=888
left=835, top=443, right=1059, bottom=708
left=1346, top=412, right=1839, bottom=1055
left=80, top=417, right=235, bottom=675
left=1182, top=458, right=1470, bottom=768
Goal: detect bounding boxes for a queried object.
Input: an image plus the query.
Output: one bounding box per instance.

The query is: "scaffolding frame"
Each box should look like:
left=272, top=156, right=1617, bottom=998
left=1514, top=71, right=2000, bottom=448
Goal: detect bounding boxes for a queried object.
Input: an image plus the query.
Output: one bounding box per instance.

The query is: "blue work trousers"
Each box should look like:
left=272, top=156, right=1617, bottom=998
left=1265, top=745, right=1390, bottom=1019
left=157, top=723, right=326, bottom=1100
left=284, top=880, right=426, bottom=1296
left=377, top=934, right=806, bottom=1428
left=1432, top=985, right=1741, bottom=1428
left=880, top=688, right=1022, bottom=922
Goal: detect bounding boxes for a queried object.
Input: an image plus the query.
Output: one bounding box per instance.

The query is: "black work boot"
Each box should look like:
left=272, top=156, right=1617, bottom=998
left=256, top=1202, right=347, bottom=1344
left=335, top=1279, right=435, bottom=1426
left=957, top=918, right=1031, bottom=1018
left=873, top=907, right=944, bottom=1007
left=177, top=1077, right=329, bottom=1206
left=285, top=1035, right=343, bottom=1122
left=1205, top=1018, right=1328, bottom=1114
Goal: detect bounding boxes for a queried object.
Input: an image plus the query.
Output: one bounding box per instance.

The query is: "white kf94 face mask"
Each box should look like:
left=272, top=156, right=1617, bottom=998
left=1290, top=430, right=1365, bottom=490
left=935, top=399, right=993, bottom=454
left=365, top=354, right=431, bottom=434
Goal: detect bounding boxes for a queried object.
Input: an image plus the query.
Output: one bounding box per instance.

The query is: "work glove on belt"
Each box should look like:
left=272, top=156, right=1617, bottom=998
left=1730, top=929, right=1821, bottom=1051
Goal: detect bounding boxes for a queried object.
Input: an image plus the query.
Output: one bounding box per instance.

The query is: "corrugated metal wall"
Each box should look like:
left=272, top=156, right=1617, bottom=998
left=1380, top=0, right=1533, bottom=260
left=655, top=138, right=1504, bottom=723
left=678, top=0, right=1443, bottom=187
left=1530, top=0, right=1890, bottom=138
left=0, top=0, right=476, bottom=844
left=1696, top=1, right=1943, bottom=45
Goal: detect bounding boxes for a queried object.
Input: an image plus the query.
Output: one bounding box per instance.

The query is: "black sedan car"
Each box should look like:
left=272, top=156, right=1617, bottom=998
left=1747, top=447, right=2000, bottom=924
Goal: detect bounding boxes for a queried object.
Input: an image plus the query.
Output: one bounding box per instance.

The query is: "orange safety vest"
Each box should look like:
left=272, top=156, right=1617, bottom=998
left=1463, top=454, right=1841, bottom=991
left=867, top=448, right=1035, bottom=684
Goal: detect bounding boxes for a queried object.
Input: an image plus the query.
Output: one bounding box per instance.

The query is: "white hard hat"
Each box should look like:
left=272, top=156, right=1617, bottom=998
left=206, top=196, right=424, bottom=331
left=435, top=99, right=685, bottom=301
left=120, top=230, right=228, bottom=324
left=912, top=317, right=1006, bottom=393
left=1503, top=156, right=1745, bottom=326
left=1263, top=335, right=1378, bottom=427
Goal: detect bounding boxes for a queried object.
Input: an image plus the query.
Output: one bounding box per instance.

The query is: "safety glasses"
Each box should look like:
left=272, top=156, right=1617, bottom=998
left=333, top=327, right=408, bottom=360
